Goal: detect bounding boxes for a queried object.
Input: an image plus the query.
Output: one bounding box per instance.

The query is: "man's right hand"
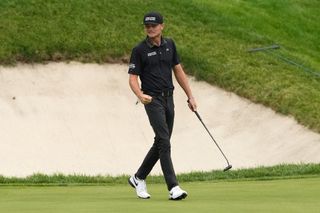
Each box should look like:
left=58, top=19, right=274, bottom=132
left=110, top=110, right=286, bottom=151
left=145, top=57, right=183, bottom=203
left=139, top=94, right=153, bottom=105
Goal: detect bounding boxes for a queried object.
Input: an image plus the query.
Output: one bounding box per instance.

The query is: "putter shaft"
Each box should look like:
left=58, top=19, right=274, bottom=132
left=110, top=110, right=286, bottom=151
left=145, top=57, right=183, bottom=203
left=194, top=111, right=232, bottom=169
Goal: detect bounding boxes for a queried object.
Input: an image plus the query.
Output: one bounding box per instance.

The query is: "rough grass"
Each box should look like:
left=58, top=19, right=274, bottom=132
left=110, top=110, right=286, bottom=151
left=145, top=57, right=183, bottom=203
left=0, top=0, right=319, bottom=132
left=1, top=164, right=319, bottom=186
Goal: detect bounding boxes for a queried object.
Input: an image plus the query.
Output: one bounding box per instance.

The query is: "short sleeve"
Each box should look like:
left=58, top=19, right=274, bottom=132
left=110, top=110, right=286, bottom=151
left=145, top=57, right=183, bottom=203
left=128, top=47, right=142, bottom=75
left=171, top=40, right=180, bottom=66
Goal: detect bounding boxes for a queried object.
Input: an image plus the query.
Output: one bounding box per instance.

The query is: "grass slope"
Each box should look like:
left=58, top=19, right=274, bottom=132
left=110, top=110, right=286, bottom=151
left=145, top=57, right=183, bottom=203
left=0, top=178, right=319, bottom=213
left=1, top=164, right=320, bottom=185
left=0, top=0, right=319, bottom=131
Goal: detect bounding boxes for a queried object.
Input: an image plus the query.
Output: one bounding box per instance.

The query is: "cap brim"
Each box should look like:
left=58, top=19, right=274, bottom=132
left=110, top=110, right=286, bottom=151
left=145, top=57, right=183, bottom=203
left=143, top=22, right=161, bottom=25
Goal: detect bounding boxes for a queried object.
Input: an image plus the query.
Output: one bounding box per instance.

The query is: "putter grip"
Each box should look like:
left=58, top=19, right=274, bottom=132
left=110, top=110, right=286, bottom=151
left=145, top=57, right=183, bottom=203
left=194, top=111, right=202, bottom=121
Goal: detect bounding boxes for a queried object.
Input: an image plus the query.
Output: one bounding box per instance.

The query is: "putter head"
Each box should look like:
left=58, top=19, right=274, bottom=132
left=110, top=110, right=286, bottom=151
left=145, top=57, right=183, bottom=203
left=223, top=165, right=232, bottom=172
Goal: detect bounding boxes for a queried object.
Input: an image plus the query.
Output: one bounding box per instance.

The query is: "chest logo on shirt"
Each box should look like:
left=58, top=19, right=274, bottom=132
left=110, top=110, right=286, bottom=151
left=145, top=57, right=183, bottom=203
left=147, top=51, right=157, bottom=57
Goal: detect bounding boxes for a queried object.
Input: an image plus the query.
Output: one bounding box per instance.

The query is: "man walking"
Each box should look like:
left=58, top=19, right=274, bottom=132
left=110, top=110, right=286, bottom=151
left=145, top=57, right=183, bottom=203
left=128, top=11, right=197, bottom=200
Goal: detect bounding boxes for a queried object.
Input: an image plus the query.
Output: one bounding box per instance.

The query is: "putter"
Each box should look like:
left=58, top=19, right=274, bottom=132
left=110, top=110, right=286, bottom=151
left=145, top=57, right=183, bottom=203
left=194, top=111, right=232, bottom=172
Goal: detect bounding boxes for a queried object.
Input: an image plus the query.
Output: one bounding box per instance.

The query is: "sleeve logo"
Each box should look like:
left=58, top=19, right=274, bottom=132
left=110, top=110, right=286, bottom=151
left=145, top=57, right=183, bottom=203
left=129, top=63, right=136, bottom=69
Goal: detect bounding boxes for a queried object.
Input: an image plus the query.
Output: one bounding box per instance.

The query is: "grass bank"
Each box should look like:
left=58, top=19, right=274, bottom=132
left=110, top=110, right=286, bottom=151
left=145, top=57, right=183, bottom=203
left=0, top=0, right=319, bottom=132
left=1, top=164, right=319, bottom=186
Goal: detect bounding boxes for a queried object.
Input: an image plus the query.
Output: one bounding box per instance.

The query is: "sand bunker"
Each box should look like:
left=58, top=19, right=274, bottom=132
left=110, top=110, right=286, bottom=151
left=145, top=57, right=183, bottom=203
left=1, top=62, right=319, bottom=177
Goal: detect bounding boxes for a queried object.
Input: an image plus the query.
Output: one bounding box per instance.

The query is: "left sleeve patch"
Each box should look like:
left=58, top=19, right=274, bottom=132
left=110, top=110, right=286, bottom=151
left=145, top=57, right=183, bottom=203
left=129, top=63, right=136, bottom=69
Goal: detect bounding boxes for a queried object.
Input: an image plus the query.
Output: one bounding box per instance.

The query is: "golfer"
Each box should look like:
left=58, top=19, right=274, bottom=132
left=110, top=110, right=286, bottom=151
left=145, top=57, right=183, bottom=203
left=128, top=11, right=197, bottom=200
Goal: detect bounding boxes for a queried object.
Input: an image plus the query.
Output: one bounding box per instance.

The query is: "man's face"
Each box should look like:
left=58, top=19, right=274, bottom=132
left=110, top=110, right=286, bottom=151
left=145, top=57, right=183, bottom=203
left=144, top=24, right=164, bottom=38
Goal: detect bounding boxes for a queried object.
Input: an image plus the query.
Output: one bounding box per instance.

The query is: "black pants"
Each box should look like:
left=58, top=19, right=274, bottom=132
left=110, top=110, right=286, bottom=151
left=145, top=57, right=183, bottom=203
left=135, top=95, right=178, bottom=190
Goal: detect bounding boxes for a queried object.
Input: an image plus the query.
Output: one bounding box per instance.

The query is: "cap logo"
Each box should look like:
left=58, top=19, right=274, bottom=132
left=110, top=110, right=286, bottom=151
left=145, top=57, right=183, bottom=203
left=145, top=16, right=156, bottom=21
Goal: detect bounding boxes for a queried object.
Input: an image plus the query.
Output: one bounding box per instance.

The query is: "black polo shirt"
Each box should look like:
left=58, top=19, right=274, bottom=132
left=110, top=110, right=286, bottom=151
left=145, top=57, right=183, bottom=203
left=128, top=37, right=180, bottom=93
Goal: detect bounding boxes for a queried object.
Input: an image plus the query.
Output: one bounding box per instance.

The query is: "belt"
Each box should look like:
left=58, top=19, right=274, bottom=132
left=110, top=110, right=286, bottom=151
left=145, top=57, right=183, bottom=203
left=144, top=90, right=173, bottom=97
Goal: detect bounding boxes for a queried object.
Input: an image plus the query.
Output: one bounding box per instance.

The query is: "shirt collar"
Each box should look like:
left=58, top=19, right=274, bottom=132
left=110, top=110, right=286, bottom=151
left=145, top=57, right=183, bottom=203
left=145, top=36, right=167, bottom=48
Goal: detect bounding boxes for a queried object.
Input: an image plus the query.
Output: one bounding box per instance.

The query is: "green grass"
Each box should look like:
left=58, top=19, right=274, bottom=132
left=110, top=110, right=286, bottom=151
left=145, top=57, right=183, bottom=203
left=1, top=164, right=320, bottom=185
left=0, top=178, right=319, bottom=213
left=0, top=0, right=319, bottom=132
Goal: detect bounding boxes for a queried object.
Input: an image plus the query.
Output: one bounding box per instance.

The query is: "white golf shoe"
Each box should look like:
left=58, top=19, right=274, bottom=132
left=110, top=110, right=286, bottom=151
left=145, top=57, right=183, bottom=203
left=128, top=175, right=151, bottom=199
left=169, top=186, right=188, bottom=200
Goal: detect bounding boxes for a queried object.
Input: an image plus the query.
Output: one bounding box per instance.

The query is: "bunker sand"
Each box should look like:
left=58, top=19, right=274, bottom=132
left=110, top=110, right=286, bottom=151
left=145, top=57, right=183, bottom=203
left=1, top=62, right=319, bottom=177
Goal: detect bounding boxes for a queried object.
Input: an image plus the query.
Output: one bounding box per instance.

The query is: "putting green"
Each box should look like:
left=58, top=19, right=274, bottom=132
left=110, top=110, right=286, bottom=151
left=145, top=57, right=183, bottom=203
left=0, top=178, right=319, bottom=213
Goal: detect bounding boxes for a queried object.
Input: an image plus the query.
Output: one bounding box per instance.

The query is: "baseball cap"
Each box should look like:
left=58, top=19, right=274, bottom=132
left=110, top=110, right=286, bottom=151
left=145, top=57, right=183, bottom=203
left=143, top=12, right=163, bottom=25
